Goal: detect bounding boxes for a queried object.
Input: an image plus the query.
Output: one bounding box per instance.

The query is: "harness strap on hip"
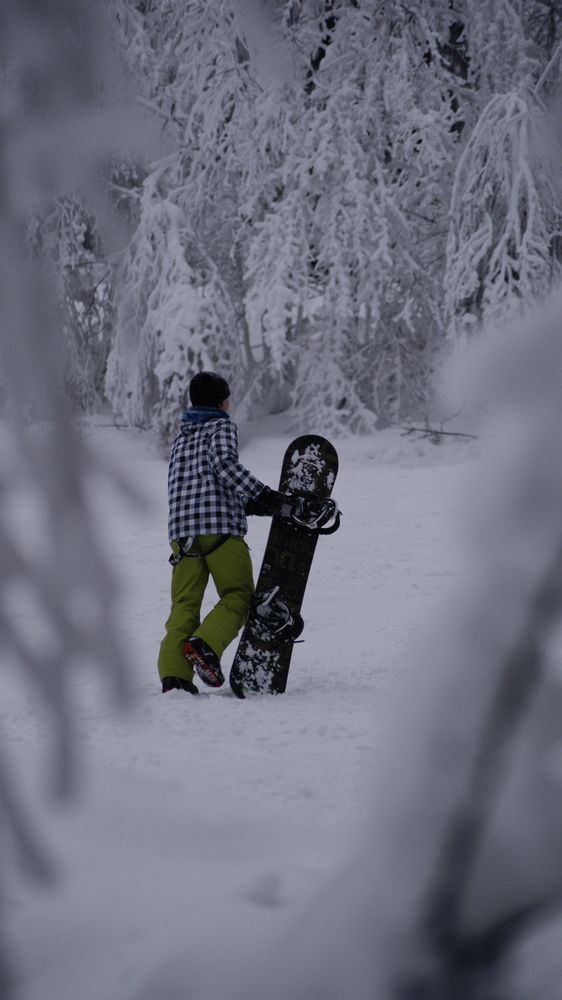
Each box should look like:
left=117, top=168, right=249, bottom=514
left=169, top=534, right=231, bottom=566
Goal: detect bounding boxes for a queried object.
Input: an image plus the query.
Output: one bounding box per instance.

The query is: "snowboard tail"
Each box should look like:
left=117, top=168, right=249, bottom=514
left=229, top=436, right=339, bottom=698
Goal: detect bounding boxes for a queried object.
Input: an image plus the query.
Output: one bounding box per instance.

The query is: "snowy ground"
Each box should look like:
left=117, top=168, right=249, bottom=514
left=2, top=417, right=479, bottom=1000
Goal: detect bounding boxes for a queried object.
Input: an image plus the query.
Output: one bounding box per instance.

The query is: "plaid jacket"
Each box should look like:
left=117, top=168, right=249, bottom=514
left=167, top=408, right=264, bottom=542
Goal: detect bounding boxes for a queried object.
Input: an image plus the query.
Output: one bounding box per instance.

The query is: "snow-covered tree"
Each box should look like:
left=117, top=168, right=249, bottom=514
left=105, top=158, right=206, bottom=440
left=445, top=88, right=562, bottom=343
left=93, top=1, right=562, bottom=432
left=107, top=0, right=266, bottom=437
left=465, top=0, right=538, bottom=98
left=523, top=0, right=562, bottom=63
left=32, top=198, right=114, bottom=412
left=107, top=0, right=473, bottom=436
left=444, top=2, right=562, bottom=343
left=243, top=0, right=463, bottom=431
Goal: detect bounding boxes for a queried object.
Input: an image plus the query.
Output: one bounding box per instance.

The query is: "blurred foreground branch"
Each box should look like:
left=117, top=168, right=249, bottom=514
left=233, top=294, right=562, bottom=1000
left=0, top=3, right=134, bottom=992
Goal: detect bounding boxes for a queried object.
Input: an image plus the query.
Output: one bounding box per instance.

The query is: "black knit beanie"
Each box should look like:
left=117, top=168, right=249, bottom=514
left=189, top=371, right=230, bottom=407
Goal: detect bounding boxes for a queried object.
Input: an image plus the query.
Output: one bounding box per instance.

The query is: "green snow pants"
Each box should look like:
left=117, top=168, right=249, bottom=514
left=157, top=534, right=254, bottom=683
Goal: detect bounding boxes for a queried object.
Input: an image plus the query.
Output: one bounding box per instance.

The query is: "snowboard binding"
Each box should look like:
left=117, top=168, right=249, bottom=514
left=250, top=586, right=304, bottom=643
left=281, top=496, right=341, bottom=534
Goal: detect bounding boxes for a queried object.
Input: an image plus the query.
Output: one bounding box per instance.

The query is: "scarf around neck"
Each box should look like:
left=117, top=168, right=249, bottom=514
left=181, top=406, right=230, bottom=426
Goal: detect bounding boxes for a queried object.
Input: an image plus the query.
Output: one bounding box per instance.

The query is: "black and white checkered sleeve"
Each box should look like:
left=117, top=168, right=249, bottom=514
left=209, top=420, right=264, bottom=498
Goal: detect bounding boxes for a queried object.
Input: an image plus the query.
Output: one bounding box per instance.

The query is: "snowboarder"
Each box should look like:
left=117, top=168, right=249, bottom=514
left=158, top=371, right=290, bottom=695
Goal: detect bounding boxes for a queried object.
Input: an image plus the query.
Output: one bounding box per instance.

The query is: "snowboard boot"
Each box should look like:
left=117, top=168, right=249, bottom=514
left=161, top=675, right=199, bottom=695
left=183, top=637, right=225, bottom=688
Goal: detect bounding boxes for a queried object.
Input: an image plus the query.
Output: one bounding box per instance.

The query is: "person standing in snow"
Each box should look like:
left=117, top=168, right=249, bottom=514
left=158, top=371, right=289, bottom=695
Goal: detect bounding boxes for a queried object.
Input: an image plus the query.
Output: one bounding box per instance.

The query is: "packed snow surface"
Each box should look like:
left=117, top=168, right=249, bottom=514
left=2, top=418, right=485, bottom=998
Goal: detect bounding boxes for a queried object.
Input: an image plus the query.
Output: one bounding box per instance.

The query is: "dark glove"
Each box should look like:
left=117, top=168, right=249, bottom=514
left=245, top=486, right=290, bottom=517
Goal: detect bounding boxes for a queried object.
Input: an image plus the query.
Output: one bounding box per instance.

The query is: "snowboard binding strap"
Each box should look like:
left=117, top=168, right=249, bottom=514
left=251, top=586, right=304, bottom=643
left=281, top=497, right=341, bottom=535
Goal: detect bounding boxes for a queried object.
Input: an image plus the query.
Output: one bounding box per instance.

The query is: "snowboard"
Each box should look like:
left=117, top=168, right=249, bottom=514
left=229, top=435, right=340, bottom=698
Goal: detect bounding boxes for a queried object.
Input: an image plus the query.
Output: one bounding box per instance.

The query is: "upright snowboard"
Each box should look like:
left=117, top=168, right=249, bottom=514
left=229, top=436, right=339, bottom=698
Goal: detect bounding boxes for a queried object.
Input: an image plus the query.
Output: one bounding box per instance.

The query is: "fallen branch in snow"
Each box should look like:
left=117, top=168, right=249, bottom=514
left=401, top=426, right=479, bottom=442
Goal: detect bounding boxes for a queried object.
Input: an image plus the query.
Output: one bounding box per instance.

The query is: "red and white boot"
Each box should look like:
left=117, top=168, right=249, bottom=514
left=183, top=637, right=225, bottom=688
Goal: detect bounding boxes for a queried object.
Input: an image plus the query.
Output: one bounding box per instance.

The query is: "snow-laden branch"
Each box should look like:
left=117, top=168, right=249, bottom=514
left=445, top=89, right=562, bottom=343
